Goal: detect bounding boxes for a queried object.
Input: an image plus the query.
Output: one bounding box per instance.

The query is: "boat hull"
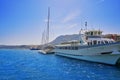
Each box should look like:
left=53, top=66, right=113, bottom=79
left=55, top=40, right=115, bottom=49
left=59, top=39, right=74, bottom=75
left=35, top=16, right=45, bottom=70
left=38, top=49, right=54, bottom=54
left=55, top=52, right=120, bottom=65
left=54, top=43, right=120, bottom=65
left=38, top=50, right=47, bottom=54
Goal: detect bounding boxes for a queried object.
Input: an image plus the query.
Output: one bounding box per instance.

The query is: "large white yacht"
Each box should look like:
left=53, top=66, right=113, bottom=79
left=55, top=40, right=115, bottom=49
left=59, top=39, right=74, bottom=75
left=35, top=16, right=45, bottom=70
left=54, top=29, right=120, bottom=65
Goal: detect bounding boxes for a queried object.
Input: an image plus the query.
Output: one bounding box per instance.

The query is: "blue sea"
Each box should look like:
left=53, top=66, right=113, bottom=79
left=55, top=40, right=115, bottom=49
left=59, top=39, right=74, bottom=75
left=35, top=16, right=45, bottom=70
left=0, top=49, right=120, bottom=80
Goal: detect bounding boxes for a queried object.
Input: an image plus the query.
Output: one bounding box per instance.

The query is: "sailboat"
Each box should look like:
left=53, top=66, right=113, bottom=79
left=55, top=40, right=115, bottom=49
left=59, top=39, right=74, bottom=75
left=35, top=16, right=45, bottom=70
left=38, top=7, right=54, bottom=54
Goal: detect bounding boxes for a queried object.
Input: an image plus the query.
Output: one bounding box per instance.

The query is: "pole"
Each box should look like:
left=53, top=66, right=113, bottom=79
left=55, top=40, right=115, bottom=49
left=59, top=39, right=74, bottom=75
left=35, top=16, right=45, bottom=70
left=47, top=7, right=50, bottom=43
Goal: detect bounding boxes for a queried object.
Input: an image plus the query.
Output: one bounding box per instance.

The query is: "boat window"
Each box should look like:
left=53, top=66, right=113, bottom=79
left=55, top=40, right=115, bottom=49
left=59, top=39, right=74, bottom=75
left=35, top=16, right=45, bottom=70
left=88, top=42, right=89, bottom=45
left=93, top=40, right=97, bottom=45
left=105, top=41, right=108, bottom=44
left=73, top=47, right=75, bottom=50
left=88, top=42, right=91, bottom=45
left=90, top=42, right=92, bottom=45
left=68, top=47, right=70, bottom=50
left=98, top=41, right=101, bottom=44
left=75, top=47, right=78, bottom=50
left=91, top=32, right=93, bottom=35
left=101, top=41, right=104, bottom=44
left=70, top=47, right=72, bottom=50
left=86, top=32, right=89, bottom=35
left=94, top=32, right=97, bottom=35
left=65, top=47, right=67, bottom=49
left=98, top=32, right=101, bottom=35
left=71, top=47, right=73, bottom=50
left=69, top=47, right=70, bottom=49
left=69, top=47, right=72, bottom=50
left=64, top=47, right=66, bottom=49
left=80, top=41, right=81, bottom=43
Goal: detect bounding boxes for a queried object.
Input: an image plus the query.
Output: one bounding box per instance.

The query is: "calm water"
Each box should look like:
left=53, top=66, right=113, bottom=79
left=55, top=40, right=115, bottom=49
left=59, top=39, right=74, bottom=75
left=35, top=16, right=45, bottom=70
left=0, top=49, right=120, bottom=80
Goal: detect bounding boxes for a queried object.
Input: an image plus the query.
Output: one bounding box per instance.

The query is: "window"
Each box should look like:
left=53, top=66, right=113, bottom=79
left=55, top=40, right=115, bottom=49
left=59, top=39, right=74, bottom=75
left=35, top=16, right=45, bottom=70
left=101, top=41, right=104, bottom=44
left=80, top=41, right=81, bottom=43
left=91, top=32, right=93, bottom=35
left=68, top=47, right=70, bottom=50
left=75, top=47, right=78, bottom=50
left=93, top=40, right=97, bottom=45
left=98, top=41, right=101, bottom=44
left=88, top=42, right=89, bottom=45
left=94, top=32, right=97, bottom=35
left=105, top=41, right=108, bottom=44
left=90, top=42, right=92, bottom=45
left=65, top=47, right=67, bottom=49
left=71, top=47, right=74, bottom=50
left=98, top=32, right=101, bottom=35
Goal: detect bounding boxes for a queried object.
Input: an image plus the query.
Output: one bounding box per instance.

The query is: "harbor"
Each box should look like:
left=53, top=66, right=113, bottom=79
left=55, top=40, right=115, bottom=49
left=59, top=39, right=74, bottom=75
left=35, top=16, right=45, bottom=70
left=0, top=49, right=120, bottom=80
left=31, top=14, right=120, bottom=66
left=35, top=28, right=120, bottom=66
left=1, top=0, right=120, bottom=80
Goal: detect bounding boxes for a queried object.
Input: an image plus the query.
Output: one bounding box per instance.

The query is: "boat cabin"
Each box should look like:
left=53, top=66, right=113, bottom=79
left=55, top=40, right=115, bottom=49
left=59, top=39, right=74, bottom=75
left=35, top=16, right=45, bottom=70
left=55, top=30, right=116, bottom=50
left=87, top=39, right=115, bottom=46
left=85, top=30, right=102, bottom=36
left=85, top=30, right=115, bottom=45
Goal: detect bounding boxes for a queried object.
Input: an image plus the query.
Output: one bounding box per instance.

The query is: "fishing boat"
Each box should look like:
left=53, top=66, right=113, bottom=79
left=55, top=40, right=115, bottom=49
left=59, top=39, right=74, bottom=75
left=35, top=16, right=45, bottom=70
left=53, top=29, right=120, bottom=65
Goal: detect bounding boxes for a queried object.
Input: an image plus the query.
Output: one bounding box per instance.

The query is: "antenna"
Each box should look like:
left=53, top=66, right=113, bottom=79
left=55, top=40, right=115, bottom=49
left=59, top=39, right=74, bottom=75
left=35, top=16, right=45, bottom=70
left=85, top=21, right=87, bottom=30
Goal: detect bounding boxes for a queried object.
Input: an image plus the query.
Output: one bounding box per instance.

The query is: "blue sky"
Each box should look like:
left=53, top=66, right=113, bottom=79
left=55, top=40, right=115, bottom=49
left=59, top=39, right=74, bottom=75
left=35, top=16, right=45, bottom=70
left=0, top=0, right=120, bottom=45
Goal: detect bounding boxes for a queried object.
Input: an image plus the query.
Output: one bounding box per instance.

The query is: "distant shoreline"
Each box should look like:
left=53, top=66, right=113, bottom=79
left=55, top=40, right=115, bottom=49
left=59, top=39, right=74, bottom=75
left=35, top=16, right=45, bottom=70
left=0, top=45, right=39, bottom=50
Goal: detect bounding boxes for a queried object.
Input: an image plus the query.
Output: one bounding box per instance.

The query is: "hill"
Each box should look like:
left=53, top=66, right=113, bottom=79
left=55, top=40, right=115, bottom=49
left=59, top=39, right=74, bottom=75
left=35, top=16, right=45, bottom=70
left=50, top=34, right=81, bottom=45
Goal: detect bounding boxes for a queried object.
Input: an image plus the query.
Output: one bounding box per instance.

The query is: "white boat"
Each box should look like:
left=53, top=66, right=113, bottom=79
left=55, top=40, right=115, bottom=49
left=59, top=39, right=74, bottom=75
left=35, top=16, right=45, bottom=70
left=53, top=29, right=120, bottom=65
left=38, top=45, right=55, bottom=54
left=38, top=50, right=47, bottom=54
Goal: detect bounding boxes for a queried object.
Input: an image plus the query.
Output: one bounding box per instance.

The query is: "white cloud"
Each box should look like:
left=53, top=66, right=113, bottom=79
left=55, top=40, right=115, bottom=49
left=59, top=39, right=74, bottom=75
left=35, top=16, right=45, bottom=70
left=62, top=11, right=80, bottom=23
left=67, top=23, right=78, bottom=29
left=44, top=19, right=48, bottom=22
left=44, top=19, right=53, bottom=23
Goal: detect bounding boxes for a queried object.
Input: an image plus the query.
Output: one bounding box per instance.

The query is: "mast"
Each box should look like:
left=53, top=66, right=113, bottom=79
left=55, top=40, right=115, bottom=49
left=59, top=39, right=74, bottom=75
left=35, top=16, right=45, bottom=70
left=41, top=30, right=46, bottom=45
left=41, top=32, right=44, bottom=45
left=47, top=7, right=50, bottom=43
left=41, top=7, right=50, bottom=45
